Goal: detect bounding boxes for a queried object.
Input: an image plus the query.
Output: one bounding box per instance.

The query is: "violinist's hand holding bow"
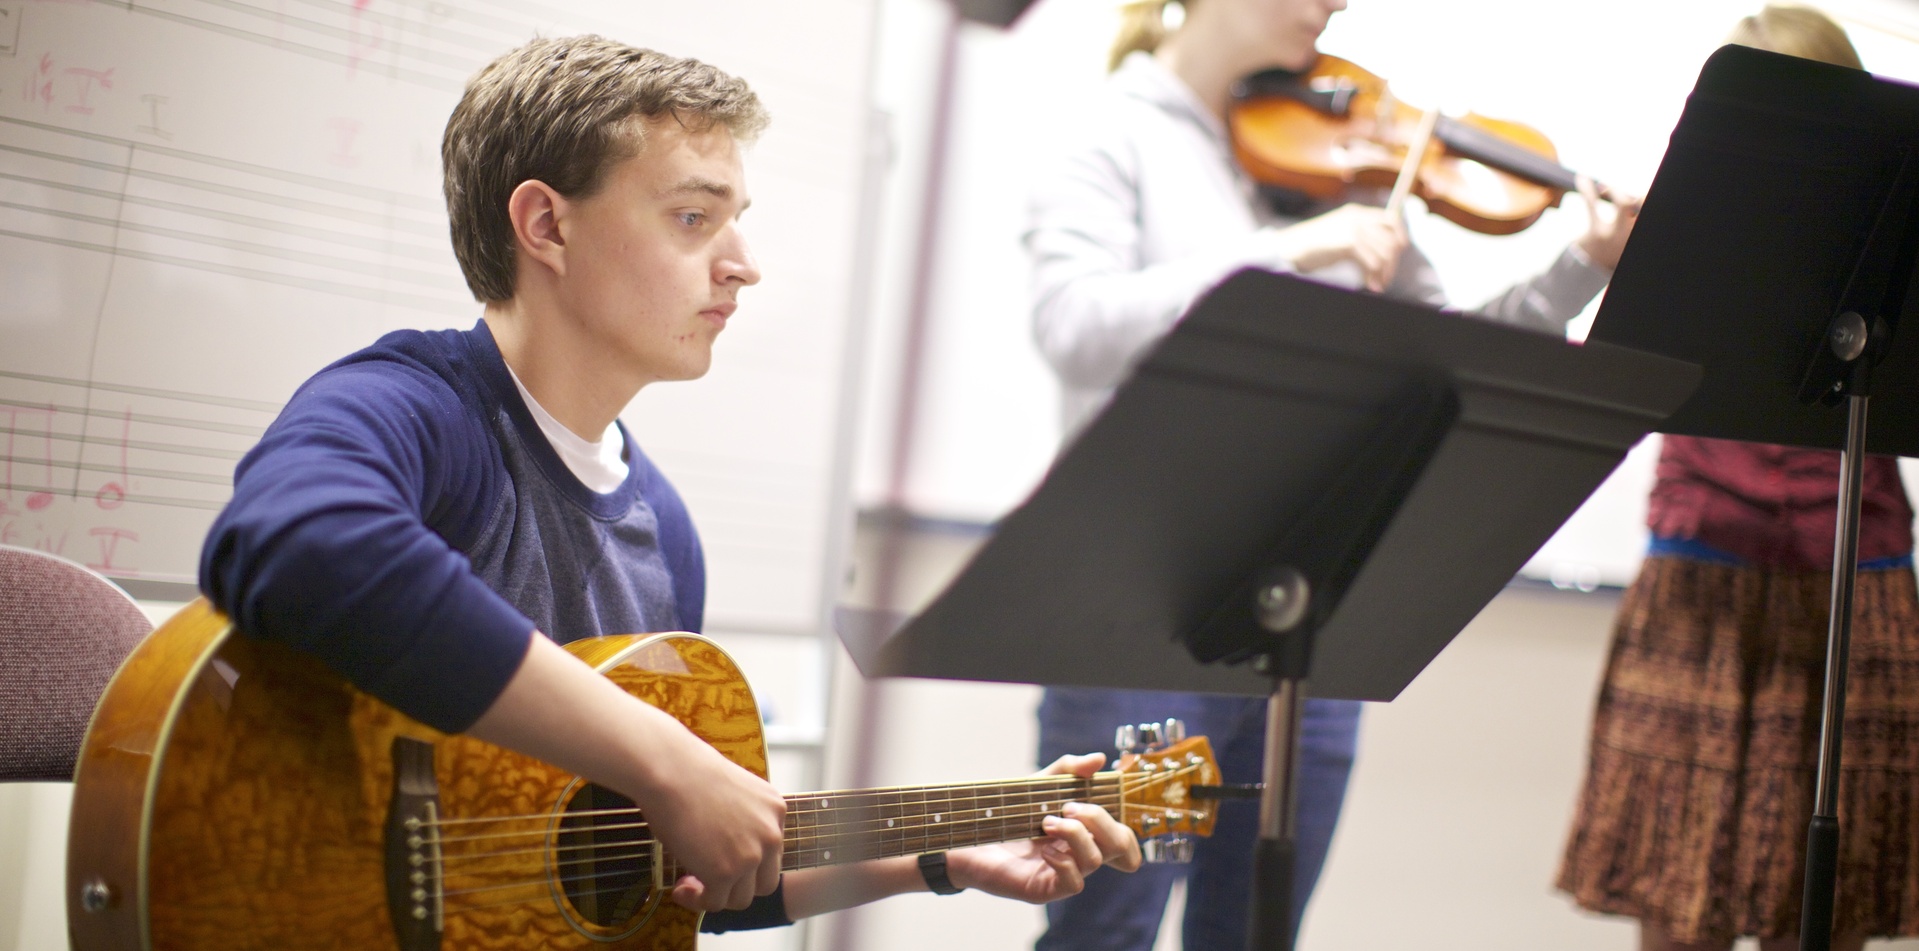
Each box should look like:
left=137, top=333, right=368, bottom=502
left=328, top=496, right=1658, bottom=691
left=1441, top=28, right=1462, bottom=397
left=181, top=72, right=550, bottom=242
left=1266, top=203, right=1409, bottom=293
left=1573, top=174, right=1642, bottom=272
left=943, top=753, right=1143, bottom=903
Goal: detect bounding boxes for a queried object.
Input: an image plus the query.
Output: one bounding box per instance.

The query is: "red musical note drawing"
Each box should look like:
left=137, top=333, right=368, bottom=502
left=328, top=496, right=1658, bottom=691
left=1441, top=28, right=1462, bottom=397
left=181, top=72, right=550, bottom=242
left=95, top=407, right=131, bottom=510
left=347, top=0, right=383, bottom=73
left=24, top=53, right=53, bottom=108
left=2, top=405, right=57, bottom=509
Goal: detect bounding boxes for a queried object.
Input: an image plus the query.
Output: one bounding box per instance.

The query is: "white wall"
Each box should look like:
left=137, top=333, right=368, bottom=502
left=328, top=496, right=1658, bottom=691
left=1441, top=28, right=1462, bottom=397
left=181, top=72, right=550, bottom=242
left=0, top=783, right=69, bottom=951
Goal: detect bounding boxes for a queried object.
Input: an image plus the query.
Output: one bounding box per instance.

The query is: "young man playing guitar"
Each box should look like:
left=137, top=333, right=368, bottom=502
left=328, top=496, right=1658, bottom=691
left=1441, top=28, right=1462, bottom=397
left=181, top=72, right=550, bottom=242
left=198, top=35, right=1141, bottom=934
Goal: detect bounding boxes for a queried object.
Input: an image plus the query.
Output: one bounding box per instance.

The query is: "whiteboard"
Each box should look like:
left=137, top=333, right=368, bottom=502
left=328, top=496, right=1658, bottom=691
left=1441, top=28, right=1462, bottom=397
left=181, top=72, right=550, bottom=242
left=0, top=0, right=878, bottom=635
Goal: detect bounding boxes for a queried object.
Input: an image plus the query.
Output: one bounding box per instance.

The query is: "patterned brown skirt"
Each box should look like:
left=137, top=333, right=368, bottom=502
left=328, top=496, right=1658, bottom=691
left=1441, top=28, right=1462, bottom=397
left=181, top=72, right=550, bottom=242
left=1558, top=556, right=1919, bottom=943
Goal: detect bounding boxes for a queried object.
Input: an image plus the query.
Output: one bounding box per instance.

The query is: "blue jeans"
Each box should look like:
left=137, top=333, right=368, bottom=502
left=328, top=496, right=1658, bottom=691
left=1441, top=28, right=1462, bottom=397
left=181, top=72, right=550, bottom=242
left=1034, top=687, right=1362, bottom=951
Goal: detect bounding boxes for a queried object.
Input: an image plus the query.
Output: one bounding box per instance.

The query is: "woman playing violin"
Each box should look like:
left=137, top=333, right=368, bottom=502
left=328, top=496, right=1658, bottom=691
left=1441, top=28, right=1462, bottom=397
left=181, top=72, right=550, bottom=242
left=1023, top=0, right=1638, bottom=948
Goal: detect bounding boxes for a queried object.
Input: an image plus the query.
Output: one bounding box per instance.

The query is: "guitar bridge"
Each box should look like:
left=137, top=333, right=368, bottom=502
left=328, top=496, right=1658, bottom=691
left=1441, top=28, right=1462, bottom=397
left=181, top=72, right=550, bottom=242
left=385, top=736, right=444, bottom=951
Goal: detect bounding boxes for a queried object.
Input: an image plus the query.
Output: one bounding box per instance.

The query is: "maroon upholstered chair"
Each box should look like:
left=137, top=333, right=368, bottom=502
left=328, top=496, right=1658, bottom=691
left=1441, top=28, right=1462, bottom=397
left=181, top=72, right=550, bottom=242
left=0, top=545, right=153, bottom=782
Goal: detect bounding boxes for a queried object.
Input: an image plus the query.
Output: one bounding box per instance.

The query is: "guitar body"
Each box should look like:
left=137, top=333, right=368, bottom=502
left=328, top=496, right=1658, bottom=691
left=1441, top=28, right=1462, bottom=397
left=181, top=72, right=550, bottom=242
left=67, top=599, right=767, bottom=951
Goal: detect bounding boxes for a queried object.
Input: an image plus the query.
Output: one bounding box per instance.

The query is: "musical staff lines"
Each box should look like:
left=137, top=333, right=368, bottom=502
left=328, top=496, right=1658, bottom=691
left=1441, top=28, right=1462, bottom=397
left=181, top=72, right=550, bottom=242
left=0, top=371, right=271, bottom=510
left=0, top=370, right=277, bottom=577
left=0, top=115, right=473, bottom=315
left=110, top=0, right=606, bottom=92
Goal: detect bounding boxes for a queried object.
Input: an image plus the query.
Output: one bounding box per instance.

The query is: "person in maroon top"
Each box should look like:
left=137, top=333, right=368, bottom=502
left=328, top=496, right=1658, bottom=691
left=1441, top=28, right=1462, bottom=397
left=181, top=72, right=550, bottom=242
left=1555, top=15, right=1919, bottom=951
left=1647, top=437, right=1913, bottom=569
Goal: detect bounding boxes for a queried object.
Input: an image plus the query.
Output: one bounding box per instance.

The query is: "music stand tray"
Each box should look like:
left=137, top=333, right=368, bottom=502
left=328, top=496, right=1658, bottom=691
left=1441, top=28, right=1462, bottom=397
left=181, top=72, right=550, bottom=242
left=841, top=270, right=1698, bottom=701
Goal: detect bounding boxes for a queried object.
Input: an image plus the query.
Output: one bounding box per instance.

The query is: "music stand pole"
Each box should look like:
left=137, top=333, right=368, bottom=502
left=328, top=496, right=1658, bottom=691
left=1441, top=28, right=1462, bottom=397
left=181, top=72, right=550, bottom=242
left=1249, top=673, right=1304, bottom=951
left=1246, top=569, right=1314, bottom=951
left=1803, top=393, right=1870, bottom=951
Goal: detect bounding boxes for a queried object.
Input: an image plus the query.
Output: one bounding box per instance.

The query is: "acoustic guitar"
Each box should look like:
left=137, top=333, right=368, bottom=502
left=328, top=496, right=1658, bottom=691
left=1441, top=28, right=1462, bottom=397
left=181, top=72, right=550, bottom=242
left=66, top=599, right=1220, bottom=950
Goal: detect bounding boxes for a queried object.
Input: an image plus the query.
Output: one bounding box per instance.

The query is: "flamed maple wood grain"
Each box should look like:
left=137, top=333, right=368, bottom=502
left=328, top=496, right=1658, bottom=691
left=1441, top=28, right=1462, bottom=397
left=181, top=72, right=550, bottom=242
left=68, top=600, right=765, bottom=950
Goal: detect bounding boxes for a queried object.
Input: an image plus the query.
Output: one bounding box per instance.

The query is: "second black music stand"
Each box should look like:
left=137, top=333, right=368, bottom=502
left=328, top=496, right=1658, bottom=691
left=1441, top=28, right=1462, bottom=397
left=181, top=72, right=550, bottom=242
left=1588, top=44, right=1919, bottom=951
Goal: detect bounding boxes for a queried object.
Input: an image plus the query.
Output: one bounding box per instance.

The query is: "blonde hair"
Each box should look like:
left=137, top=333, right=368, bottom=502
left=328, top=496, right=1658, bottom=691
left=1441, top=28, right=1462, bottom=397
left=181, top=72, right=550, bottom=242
left=442, top=36, right=770, bottom=302
left=1726, top=4, right=1862, bottom=69
left=1110, top=0, right=1175, bottom=72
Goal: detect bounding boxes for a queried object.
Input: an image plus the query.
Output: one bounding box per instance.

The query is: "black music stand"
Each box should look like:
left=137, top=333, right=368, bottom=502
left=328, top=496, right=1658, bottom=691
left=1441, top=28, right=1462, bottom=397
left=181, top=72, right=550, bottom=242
left=839, top=270, right=1699, bottom=950
left=1587, top=44, right=1919, bottom=951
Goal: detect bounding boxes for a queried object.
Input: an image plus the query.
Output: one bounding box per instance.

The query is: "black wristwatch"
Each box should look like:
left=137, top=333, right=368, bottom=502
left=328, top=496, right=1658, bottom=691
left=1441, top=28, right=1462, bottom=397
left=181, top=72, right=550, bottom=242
left=918, top=851, right=964, bottom=895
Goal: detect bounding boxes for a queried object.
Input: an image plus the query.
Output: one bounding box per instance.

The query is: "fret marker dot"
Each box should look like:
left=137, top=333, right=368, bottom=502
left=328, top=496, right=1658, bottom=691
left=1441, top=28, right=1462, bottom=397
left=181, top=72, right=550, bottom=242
left=824, top=850, right=832, bottom=861
left=934, top=814, right=942, bottom=823
left=985, top=809, right=994, bottom=817
left=887, top=819, right=894, bottom=828
left=822, top=799, right=831, bottom=808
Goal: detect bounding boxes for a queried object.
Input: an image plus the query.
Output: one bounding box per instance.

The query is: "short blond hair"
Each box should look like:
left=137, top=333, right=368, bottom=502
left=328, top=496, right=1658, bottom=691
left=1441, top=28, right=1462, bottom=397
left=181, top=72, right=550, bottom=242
left=1727, top=4, right=1862, bottom=70
left=1110, top=0, right=1174, bottom=72
left=442, top=36, right=769, bottom=302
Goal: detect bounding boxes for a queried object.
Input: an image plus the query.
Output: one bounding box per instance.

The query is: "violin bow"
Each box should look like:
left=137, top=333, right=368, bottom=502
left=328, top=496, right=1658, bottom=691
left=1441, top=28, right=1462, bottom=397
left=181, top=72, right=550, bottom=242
left=1385, top=105, right=1442, bottom=222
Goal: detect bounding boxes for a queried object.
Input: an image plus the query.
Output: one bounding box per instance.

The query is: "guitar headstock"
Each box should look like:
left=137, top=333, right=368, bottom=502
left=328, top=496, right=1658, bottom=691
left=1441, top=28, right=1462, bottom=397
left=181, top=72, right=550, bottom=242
left=1112, top=734, right=1220, bottom=842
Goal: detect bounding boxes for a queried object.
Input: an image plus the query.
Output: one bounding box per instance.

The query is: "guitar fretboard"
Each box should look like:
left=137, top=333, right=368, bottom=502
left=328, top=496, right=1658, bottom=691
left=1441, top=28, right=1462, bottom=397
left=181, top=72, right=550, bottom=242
left=782, top=773, right=1123, bottom=870
left=657, top=773, right=1127, bottom=879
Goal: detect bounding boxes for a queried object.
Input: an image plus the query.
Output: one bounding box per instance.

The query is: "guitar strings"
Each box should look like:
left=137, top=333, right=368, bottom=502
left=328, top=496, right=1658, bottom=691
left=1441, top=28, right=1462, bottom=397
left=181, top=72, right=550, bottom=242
left=434, top=803, right=1136, bottom=907
left=418, top=773, right=1112, bottom=830
left=446, top=876, right=665, bottom=915
left=428, top=786, right=1119, bottom=849
left=438, top=796, right=1218, bottom=917
left=445, top=801, right=1084, bottom=870
left=442, top=796, right=1200, bottom=908
left=435, top=797, right=1197, bottom=889
left=422, top=767, right=1202, bottom=886
left=423, top=773, right=1210, bottom=914
left=419, top=768, right=1191, bottom=839
left=431, top=799, right=1102, bottom=871
left=425, top=770, right=1190, bottom=863
left=424, top=774, right=1157, bottom=853
left=502, top=798, right=1210, bottom=880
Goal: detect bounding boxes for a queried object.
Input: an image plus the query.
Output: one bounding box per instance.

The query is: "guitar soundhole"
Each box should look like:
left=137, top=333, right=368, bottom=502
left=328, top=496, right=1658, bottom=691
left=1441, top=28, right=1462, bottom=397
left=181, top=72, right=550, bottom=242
left=556, top=783, right=654, bottom=928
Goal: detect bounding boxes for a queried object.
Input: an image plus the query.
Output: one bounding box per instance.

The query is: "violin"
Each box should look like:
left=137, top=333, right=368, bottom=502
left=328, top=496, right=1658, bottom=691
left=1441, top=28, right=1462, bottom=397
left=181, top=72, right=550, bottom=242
left=1227, top=54, right=1609, bottom=235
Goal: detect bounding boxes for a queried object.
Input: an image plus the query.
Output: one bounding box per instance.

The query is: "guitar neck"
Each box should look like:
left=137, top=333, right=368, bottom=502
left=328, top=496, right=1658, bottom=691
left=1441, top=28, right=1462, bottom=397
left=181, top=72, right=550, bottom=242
left=778, top=772, right=1121, bottom=871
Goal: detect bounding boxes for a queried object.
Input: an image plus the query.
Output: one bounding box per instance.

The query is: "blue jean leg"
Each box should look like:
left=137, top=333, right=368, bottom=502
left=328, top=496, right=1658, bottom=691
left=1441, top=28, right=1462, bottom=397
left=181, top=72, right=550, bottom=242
left=1033, top=687, right=1362, bottom=951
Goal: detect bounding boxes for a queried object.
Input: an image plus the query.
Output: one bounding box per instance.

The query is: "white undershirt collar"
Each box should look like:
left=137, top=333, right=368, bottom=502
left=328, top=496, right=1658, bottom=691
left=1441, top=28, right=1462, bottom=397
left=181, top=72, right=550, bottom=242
left=504, top=363, right=629, bottom=494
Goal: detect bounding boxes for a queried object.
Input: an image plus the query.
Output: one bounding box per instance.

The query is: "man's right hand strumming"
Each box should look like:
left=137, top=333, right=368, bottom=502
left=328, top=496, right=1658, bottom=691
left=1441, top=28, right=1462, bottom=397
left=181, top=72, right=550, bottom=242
left=466, top=633, right=787, bottom=912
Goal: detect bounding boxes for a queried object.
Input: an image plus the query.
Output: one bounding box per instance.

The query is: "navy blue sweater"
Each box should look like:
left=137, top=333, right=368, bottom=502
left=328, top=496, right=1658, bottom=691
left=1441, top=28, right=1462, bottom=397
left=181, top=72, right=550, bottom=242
left=201, top=322, right=704, bottom=733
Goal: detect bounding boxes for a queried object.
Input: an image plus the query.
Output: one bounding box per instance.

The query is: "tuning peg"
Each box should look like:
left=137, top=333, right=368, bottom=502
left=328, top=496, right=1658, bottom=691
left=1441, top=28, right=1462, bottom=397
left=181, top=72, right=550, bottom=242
left=1118, top=719, right=1186, bottom=754
left=1141, top=833, right=1195, bottom=864
left=1137, top=721, right=1164, bottom=749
